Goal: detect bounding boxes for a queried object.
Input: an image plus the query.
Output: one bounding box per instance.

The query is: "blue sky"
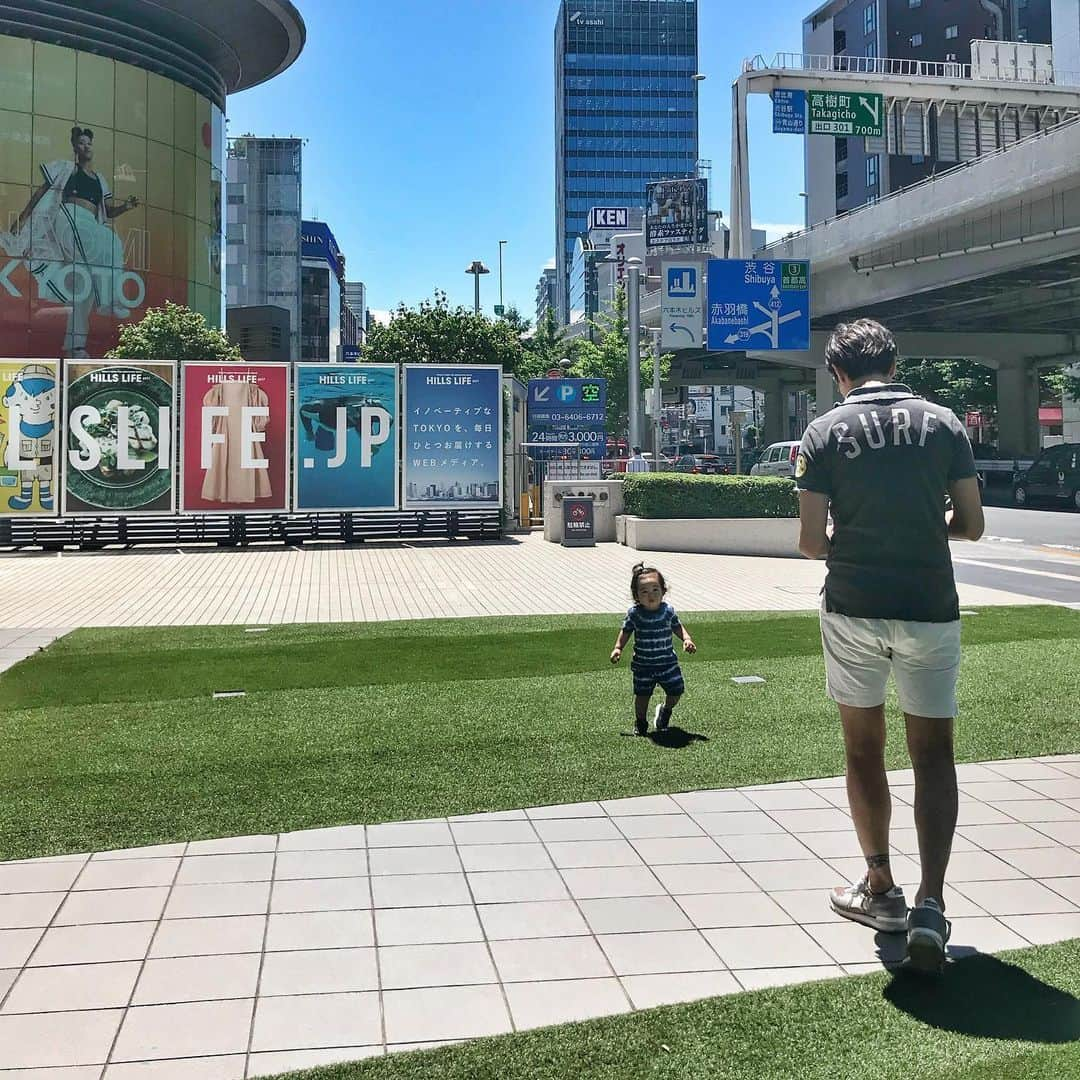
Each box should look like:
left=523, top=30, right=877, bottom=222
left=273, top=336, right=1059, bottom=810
left=227, top=0, right=807, bottom=321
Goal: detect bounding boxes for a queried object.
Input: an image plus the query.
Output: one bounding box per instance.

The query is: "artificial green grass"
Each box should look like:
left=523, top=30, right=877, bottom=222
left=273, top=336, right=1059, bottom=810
left=0, top=606, right=1077, bottom=860
left=280, top=939, right=1080, bottom=1080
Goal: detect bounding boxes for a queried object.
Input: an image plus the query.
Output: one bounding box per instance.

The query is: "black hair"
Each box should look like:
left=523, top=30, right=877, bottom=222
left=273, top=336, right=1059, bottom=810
left=630, top=562, right=667, bottom=600
left=70, top=126, right=94, bottom=147
left=632, top=446, right=642, bottom=454
left=824, top=319, right=897, bottom=381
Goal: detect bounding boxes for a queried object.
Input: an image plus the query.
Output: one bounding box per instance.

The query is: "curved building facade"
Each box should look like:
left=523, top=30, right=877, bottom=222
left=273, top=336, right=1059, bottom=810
left=0, top=0, right=305, bottom=358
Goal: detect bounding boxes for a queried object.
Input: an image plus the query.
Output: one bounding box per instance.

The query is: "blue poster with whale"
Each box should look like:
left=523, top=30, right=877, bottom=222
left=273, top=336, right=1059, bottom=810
left=293, top=364, right=398, bottom=511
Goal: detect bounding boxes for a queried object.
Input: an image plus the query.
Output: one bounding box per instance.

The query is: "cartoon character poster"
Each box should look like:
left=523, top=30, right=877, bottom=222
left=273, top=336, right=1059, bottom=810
left=179, top=363, right=289, bottom=514
left=293, top=364, right=398, bottom=512
left=0, top=360, right=60, bottom=517
left=62, top=362, right=175, bottom=515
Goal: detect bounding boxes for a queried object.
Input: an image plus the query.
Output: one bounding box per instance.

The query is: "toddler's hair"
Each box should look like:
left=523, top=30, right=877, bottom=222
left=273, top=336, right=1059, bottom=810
left=630, top=562, right=667, bottom=599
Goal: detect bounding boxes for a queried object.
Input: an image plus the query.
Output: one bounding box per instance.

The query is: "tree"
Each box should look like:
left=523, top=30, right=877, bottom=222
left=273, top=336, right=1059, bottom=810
left=572, top=287, right=671, bottom=439
left=106, top=301, right=241, bottom=361
left=363, top=290, right=524, bottom=372
left=518, top=306, right=572, bottom=384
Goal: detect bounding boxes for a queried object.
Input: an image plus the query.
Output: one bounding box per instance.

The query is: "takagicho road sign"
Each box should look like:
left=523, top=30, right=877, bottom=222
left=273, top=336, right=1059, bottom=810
left=808, top=90, right=884, bottom=137
left=706, top=260, right=810, bottom=352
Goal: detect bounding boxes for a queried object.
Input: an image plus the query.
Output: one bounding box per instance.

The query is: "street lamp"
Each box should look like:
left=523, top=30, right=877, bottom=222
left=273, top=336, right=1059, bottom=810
left=497, top=240, right=508, bottom=316
left=465, top=260, right=490, bottom=316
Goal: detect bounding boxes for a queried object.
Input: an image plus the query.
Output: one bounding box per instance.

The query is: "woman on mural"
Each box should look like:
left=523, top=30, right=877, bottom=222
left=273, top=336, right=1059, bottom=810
left=1, top=127, right=139, bottom=358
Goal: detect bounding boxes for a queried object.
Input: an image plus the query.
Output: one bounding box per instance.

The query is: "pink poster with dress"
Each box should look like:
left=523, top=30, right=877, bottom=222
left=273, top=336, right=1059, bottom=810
left=180, top=363, right=290, bottom=514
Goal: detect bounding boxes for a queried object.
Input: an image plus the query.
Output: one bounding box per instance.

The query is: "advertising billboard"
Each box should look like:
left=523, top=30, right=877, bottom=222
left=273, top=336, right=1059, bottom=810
left=403, top=365, right=502, bottom=510
left=646, top=178, right=708, bottom=249
left=294, top=364, right=398, bottom=512
left=527, top=378, right=607, bottom=460
left=0, top=38, right=224, bottom=359
left=180, top=363, right=289, bottom=514
left=0, top=359, right=59, bottom=517
left=62, top=361, right=175, bottom=515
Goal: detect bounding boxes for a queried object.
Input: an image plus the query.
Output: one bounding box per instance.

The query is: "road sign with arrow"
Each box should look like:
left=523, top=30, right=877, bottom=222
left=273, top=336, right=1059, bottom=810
left=706, top=259, right=810, bottom=352
left=661, top=262, right=704, bottom=350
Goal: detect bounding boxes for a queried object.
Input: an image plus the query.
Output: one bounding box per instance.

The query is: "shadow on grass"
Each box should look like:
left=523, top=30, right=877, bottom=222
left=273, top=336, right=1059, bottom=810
left=884, top=952, right=1080, bottom=1043
left=650, top=726, right=709, bottom=749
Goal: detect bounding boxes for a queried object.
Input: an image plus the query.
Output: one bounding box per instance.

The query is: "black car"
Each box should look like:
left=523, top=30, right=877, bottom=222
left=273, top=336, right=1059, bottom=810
left=1013, top=443, right=1080, bottom=510
left=674, top=454, right=730, bottom=475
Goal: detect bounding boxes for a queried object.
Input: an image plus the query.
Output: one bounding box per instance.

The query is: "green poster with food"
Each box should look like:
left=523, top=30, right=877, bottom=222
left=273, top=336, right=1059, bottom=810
left=62, top=361, right=175, bottom=515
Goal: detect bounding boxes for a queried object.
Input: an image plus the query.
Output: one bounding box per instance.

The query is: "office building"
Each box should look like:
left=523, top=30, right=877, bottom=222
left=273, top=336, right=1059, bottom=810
left=554, top=0, right=700, bottom=323
left=300, top=220, right=345, bottom=362
left=535, top=263, right=559, bottom=327
left=227, top=305, right=292, bottom=363
left=344, top=281, right=368, bottom=345
left=803, top=0, right=1053, bottom=223
left=226, top=136, right=303, bottom=361
left=0, top=1, right=303, bottom=359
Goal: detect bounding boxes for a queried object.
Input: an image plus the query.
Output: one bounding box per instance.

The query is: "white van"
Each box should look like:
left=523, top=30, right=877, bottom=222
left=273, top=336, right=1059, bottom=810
left=750, top=441, right=801, bottom=479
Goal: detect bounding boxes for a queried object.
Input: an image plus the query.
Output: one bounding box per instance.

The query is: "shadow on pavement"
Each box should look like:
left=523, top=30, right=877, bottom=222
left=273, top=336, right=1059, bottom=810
left=884, top=952, right=1080, bottom=1043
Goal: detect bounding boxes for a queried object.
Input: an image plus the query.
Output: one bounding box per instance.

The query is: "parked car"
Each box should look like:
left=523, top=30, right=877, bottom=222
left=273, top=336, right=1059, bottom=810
left=641, top=452, right=675, bottom=471
left=750, top=441, right=801, bottom=479
left=1012, top=443, right=1080, bottom=510
left=675, top=454, right=731, bottom=475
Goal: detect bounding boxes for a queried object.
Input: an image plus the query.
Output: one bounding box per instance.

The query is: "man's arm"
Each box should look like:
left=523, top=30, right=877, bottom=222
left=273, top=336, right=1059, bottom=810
left=798, top=491, right=831, bottom=560
left=947, top=476, right=984, bottom=540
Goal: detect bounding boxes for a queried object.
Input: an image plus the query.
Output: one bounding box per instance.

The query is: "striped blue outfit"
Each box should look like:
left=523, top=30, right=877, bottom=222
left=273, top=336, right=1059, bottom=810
left=622, top=602, right=686, bottom=697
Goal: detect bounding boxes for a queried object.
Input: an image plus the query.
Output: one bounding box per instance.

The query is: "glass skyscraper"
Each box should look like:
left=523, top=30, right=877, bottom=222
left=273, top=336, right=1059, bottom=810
left=555, top=0, right=699, bottom=323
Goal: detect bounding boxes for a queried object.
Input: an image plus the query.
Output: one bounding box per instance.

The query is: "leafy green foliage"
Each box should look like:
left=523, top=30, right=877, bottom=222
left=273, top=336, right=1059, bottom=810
left=363, top=290, right=524, bottom=371
left=572, top=286, right=671, bottom=437
left=623, top=474, right=800, bottom=519
left=105, top=301, right=241, bottom=362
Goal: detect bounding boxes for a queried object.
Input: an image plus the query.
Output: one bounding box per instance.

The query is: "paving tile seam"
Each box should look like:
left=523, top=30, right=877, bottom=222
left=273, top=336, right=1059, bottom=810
left=242, top=832, right=285, bottom=1079
left=99, top=840, right=189, bottom=1077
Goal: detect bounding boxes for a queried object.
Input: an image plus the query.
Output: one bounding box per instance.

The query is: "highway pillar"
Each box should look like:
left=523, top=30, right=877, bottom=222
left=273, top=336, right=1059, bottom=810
left=814, top=356, right=837, bottom=419
left=1064, top=363, right=1080, bottom=443
left=996, top=360, right=1040, bottom=456
left=761, top=377, right=787, bottom=445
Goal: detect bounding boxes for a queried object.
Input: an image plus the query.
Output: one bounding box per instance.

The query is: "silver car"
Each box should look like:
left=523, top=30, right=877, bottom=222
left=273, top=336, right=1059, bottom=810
left=750, top=441, right=801, bottom=479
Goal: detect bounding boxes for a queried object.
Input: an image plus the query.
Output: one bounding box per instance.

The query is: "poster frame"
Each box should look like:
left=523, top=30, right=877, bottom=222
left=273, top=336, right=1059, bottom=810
left=291, top=362, right=400, bottom=514
left=178, top=361, right=292, bottom=516
left=0, top=358, right=62, bottom=519
left=60, top=360, right=177, bottom=518
left=402, top=363, right=503, bottom=511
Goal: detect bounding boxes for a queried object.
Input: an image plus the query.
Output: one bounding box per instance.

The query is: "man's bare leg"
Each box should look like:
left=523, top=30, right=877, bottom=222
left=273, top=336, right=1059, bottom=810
left=905, top=714, right=957, bottom=909
left=839, top=703, right=894, bottom=892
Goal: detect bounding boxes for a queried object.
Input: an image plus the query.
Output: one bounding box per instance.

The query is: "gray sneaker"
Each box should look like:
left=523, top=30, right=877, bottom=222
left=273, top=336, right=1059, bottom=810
left=905, top=898, right=951, bottom=975
left=829, top=875, right=908, bottom=933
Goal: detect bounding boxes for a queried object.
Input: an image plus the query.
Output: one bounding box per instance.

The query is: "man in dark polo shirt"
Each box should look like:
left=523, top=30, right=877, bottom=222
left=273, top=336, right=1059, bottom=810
left=796, top=319, right=984, bottom=974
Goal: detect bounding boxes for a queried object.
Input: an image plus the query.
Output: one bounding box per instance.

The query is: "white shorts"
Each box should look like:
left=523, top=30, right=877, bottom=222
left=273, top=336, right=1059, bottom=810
left=819, top=601, right=961, bottom=718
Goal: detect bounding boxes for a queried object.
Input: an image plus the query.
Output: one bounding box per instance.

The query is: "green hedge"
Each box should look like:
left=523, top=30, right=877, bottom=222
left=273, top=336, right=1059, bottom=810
left=622, top=473, right=799, bottom=519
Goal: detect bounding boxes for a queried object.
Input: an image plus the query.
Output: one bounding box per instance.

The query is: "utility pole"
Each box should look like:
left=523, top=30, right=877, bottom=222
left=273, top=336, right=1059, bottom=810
left=627, top=260, right=643, bottom=451
left=497, top=240, right=507, bottom=315
left=651, top=329, right=662, bottom=470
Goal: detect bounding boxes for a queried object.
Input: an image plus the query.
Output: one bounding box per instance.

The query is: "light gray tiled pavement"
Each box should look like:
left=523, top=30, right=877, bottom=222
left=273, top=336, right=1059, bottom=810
left=0, top=532, right=1045, bottom=628
left=2, top=755, right=1079, bottom=1077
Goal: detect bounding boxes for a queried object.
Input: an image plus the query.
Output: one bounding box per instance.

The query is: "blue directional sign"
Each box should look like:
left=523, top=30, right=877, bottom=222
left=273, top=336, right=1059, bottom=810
left=706, top=259, right=810, bottom=352
left=772, top=89, right=806, bottom=134
left=527, top=378, right=607, bottom=460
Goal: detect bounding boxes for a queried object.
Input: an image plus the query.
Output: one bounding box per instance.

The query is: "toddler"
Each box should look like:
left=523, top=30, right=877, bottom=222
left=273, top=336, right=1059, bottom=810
left=610, top=562, right=696, bottom=735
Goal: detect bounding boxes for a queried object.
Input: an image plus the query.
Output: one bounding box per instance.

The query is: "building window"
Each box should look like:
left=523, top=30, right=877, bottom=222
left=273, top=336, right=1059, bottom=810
left=836, top=172, right=849, bottom=200
left=835, top=139, right=848, bottom=164
left=945, top=25, right=959, bottom=39
left=866, top=42, right=878, bottom=59
left=945, top=52, right=958, bottom=62
left=1017, top=27, right=1028, bottom=40
left=833, top=29, right=847, bottom=53
left=866, top=155, right=879, bottom=189
left=910, top=33, right=923, bottom=47
left=911, top=154, right=925, bottom=164
left=864, top=3, right=876, bottom=35
left=908, top=0, right=921, bottom=7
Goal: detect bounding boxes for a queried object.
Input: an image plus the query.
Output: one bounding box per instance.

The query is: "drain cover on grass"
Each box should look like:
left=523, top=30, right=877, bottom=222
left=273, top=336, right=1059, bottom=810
left=213, top=690, right=247, bottom=700
left=731, top=676, right=766, bottom=685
